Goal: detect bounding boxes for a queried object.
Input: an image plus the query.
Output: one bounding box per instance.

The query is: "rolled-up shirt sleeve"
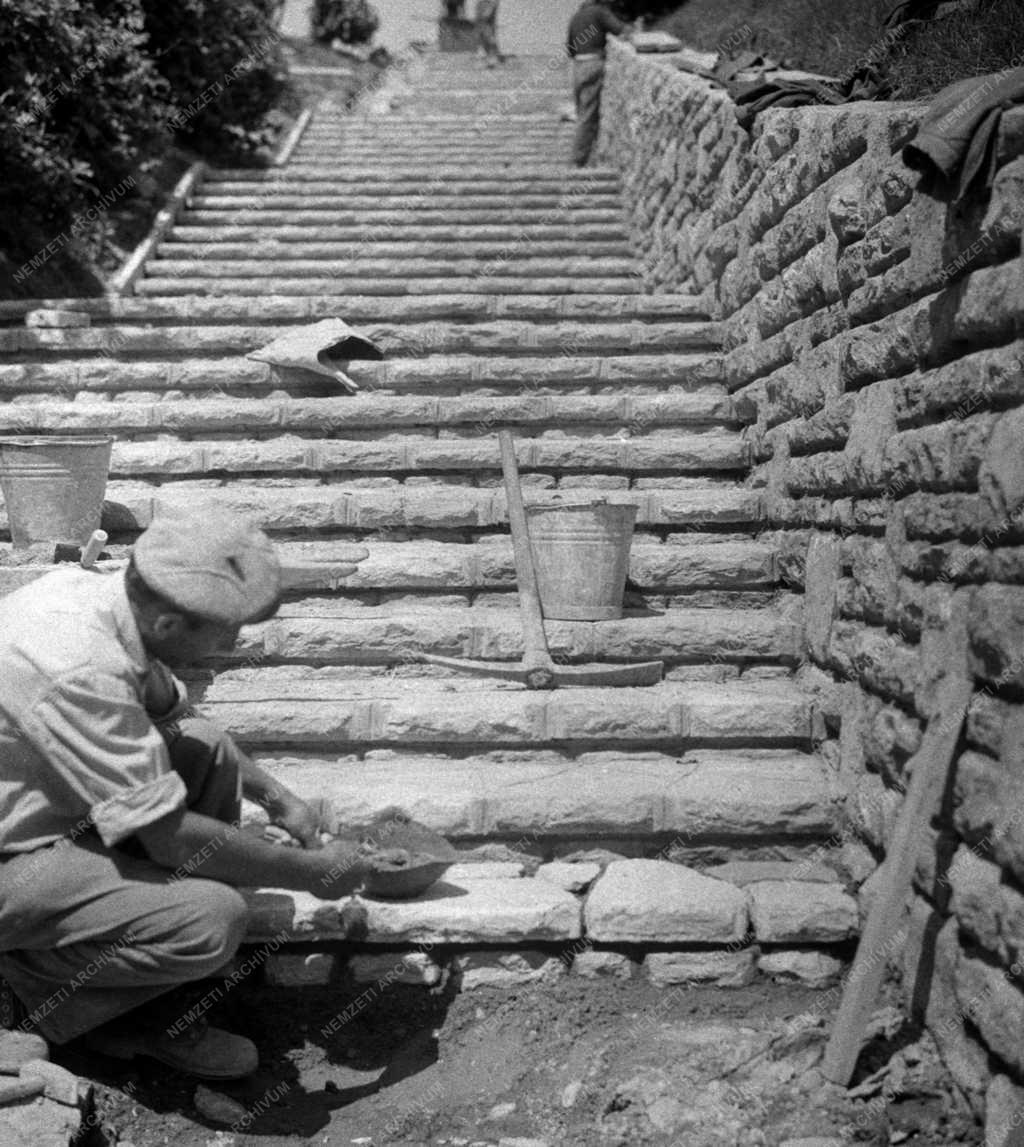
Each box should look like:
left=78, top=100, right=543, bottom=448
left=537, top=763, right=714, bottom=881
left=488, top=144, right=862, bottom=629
left=26, top=670, right=188, bottom=847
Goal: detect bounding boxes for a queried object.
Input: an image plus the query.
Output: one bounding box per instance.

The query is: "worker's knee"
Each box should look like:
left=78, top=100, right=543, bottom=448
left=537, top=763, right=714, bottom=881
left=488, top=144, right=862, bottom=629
left=174, top=880, right=249, bottom=971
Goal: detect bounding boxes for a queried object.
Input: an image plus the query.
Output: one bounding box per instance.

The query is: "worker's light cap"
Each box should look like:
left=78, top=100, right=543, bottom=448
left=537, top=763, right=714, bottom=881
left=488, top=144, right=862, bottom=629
left=133, top=506, right=281, bottom=625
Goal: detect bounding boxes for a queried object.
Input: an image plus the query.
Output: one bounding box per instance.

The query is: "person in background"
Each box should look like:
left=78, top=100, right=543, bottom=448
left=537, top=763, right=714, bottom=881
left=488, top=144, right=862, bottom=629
left=567, top=0, right=633, bottom=166
left=476, top=0, right=502, bottom=67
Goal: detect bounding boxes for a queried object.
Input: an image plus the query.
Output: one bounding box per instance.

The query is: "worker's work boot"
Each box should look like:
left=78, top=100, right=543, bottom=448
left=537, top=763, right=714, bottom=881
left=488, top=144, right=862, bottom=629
left=84, top=1016, right=258, bottom=1080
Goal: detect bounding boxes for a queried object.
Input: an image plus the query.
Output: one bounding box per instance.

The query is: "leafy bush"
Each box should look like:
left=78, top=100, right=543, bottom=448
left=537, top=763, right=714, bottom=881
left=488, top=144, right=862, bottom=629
left=311, top=0, right=380, bottom=45
left=140, top=0, right=290, bottom=157
left=0, top=0, right=168, bottom=265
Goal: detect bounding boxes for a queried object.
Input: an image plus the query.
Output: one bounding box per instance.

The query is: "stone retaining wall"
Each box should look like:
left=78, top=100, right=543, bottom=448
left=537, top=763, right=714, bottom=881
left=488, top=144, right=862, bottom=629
left=600, top=41, right=1024, bottom=1128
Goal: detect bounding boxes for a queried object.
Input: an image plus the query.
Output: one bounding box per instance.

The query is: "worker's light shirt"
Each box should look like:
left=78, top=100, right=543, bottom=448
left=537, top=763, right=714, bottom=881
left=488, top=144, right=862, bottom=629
left=0, top=567, right=188, bottom=853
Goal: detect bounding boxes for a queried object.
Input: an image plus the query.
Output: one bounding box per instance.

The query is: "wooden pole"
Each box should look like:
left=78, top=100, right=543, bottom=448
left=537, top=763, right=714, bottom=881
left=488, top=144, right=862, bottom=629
left=821, top=669, right=972, bottom=1085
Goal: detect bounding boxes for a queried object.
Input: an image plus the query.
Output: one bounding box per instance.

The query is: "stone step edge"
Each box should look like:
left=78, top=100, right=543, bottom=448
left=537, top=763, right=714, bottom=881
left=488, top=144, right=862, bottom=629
left=0, top=394, right=735, bottom=437
left=238, top=748, right=835, bottom=841
left=0, top=538, right=779, bottom=599
left=238, top=863, right=857, bottom=949
left=134, top=278, right=644, bottom=297
left=0, top=294, right=707, bottom=323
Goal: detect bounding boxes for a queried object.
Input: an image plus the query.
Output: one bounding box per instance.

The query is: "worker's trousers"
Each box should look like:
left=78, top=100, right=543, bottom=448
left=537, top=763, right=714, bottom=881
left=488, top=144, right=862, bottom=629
left=572, top=56, right=606, bottom=167
left=0, top=718, right=247, bottom=1045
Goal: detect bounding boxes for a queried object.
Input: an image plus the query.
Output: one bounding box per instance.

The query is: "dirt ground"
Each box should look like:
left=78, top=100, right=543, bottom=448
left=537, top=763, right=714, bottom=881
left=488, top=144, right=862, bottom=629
left=55, top=968, right=983, bottom=1147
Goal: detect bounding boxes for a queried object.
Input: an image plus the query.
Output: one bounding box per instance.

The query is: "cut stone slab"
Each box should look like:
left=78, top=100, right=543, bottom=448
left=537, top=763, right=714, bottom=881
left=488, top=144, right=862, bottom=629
left=197, top=680, right=813, bottom=752
left=349, top=951, right=442, bottom=986
left=244, top=877, right=581, bottom=943
left=572, top=950, right=636, bottom=979
left=758, top=950, right=844, bottom=988
left=704, top=861, right=842, bottom=886
left=455, top=950, right=567, bottom=989
left=535, top=861, right=601, bottom=893
left=644, top=949, right=756, bottom=987
left=585, top=860, right=749, bottom=943
left=748, top=881, right=858, bottom=943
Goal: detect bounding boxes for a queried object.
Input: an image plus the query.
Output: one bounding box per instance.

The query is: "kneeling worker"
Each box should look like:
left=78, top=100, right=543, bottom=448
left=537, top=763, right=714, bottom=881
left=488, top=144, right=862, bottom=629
left=0, top=507, right=392, bottom=1079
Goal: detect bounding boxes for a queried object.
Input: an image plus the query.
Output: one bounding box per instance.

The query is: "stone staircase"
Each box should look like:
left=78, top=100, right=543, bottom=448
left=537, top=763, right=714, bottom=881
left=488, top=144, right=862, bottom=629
left=0, top=53, right=852, bottom=991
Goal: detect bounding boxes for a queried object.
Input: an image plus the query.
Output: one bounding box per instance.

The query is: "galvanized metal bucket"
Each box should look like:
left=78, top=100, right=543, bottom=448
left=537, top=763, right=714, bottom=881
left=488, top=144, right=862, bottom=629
left=0, top=436, right=113, bottom=549
left=527, top=500, right=637, bottom=621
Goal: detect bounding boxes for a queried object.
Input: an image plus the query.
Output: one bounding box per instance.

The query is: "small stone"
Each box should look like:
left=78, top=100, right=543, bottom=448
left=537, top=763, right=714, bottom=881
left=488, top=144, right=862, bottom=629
left=535, top=861, right=601, bottom=893
left=487, top=1101, right=517, bottom=1119
left=349, top=951, right=442, bottom=987
left=758, top=950, right=844, bottom=988
left=194, top=1085, right=247, bottom=1126
left=561, top=1080, right=583, bottom=1108
left=264, top=952, right=336, bottom=987
left=779, top=1139, right=846, bottom=1147
left=457, top=950, right=566, bottom=989
left=572, top=950, right=635, bottom=979
left=704, top=861, right=840, bottom=886
left=498, top=1140, right=549, bottom=1147
left=644, top=949, right=756, bottom=988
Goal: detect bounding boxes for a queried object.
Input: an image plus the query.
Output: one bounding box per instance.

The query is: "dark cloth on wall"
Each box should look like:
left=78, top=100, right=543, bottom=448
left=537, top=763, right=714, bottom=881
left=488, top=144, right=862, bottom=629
left=567, top=2, right=627, bottom=58
left=903, top=67, right=1024, bottom=201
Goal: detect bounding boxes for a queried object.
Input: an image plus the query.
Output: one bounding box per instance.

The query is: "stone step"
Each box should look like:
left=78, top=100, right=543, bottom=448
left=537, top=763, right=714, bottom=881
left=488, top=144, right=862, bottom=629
left=188, top=193, right=621, bottom=211
left=288, top=145, right=575, bottom=159
left=0, top=319, right=719, bottom=357
left=0, top=392, right=732, bottom=437
left=170, top=223, right=629, bottom=242
left=157, top=238, right=634, bottom=260
left=135, top=275, right=641, bottom=297
left=206, top=167, right=618, bottom=184
left=148, top=255, right=636, bottom=278
left=244, top=748, right=837, bottom=844
left=0, top=351, right=720, bottom=397
left=183, top=207, right=625, bottom=226
left=192, top=675, right=813, bottom=751
left=314, top=113, right=569, bottom=124
left=0, top=537, right=779, bottom=601
left=105, top=433, right=749, bottom=480
left=0, top=482, right=762, bottom=539
left=194, top=178, right=618, bottom=198
left=243, top=859, right=857, bottom=949
left=0, top=294, right=706, bottom=325
left=226, top=602, right=799, bottom=668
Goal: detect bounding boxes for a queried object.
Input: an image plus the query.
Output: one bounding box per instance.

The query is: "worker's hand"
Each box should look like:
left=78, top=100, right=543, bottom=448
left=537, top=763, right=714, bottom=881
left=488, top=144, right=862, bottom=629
left=143, top=660, right=180, bottom=718
left=313, top=840, right=373, bottom=899
left=267, top=793, right=323, bottom=850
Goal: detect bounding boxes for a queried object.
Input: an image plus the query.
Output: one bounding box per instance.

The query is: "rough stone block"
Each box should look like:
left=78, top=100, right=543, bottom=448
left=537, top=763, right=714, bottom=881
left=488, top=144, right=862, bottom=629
left=956, top=950, right=1024, bottom=1076
left=455, top=950, right=567, bottom=989
left=264, top=952, right=337, bottom=986
left=535, top=861, right=601, bottom=893
left=748, top=881, right=857, bottom=942
left=985, top=1074, right=1024, bottom=1147
left=757, top=949, right=843, bottom=988
left=350, top=951, right=442, bottom=987
left=644, top=948, right=757, bottom=988
left=572, top=950, right=635, bottom=979
left=585, top=859, right=749, bottom=943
